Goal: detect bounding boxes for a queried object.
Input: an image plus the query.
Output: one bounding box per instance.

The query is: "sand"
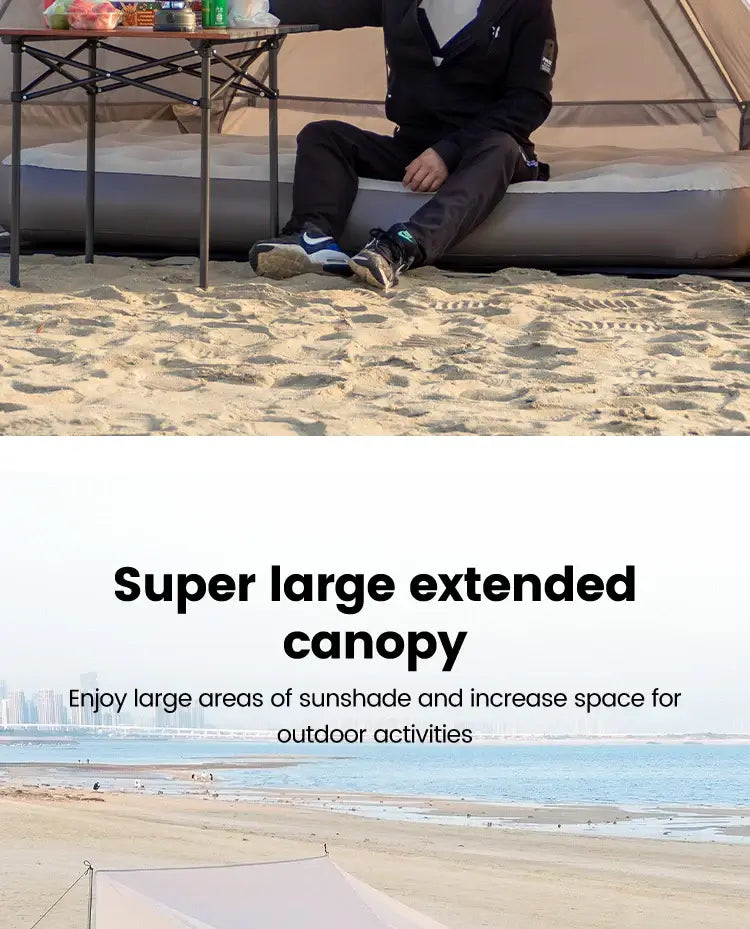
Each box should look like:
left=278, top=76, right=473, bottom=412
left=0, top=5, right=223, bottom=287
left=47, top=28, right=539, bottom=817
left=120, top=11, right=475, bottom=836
left=2, top=787, right=749, bottom=929
left=0, top=254, right=748, bottom=435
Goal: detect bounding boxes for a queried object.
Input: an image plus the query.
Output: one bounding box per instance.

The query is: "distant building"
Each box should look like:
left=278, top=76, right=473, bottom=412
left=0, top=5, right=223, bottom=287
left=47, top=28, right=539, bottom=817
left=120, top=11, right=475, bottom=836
left=0, top=679, right=7, bottom=701
left=36, top=689, right=67, bottom=726
left=55, top=693, right=67, bottom=725
left=153, top=706, right=173, bottom=729
left=6, top=691, right=27, bottom=725
left=36, top=689, right=55, bottom=724
left=79, top=671, right=98, bottom=727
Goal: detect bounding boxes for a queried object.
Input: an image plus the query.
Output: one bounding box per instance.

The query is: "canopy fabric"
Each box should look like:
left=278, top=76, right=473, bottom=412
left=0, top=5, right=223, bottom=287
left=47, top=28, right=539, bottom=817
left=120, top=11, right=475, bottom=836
left=0, top=1, right=747, bottom=152
left=93, top=856, right=452, bottom=929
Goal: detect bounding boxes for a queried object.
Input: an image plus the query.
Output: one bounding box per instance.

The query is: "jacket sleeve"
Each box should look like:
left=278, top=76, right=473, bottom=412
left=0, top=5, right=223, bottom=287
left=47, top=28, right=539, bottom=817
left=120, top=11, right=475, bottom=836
left=269, top=0, right=382, bottom=30
left=432, top=0, right=557, bottom=171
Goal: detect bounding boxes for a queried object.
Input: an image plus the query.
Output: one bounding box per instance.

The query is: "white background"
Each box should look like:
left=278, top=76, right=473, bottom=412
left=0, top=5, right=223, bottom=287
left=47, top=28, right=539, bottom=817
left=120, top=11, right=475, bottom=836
left=0, top=438, right=747, bottom=734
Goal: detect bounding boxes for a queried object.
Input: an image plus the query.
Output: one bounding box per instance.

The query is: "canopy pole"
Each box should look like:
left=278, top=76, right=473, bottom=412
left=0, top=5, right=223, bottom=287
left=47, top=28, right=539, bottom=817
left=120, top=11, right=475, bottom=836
left=85, top=861, right=94, bottom=929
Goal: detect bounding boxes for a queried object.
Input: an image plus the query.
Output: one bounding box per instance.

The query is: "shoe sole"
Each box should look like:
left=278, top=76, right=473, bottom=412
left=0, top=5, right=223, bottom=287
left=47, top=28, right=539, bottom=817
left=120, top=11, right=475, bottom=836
left=348, top=256, right=391, bottom=291
left=250, top=244, right=351, bottom=280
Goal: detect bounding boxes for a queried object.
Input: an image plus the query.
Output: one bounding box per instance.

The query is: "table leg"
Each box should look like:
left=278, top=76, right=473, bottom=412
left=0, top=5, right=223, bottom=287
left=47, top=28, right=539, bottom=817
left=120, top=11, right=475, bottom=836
left=10, top=40, right=22, bottom=288
left=85, top=40, right=97, bottom=264
left=199, top=43, right=211, bottom=290
left=268, top=38, right=279, bottom=238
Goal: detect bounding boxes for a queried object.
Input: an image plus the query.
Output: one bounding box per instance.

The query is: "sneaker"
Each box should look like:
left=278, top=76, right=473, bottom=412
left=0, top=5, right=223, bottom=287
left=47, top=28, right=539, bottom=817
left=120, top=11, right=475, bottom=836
left=249, top=224, right=352, bottom=280
left=349, top=224, right=422, bottom=290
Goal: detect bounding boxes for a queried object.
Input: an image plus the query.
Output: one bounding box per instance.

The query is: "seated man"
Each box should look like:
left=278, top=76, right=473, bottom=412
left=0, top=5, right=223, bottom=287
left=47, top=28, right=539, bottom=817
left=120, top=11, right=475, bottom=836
left=250, top=0, right=557, bottom=289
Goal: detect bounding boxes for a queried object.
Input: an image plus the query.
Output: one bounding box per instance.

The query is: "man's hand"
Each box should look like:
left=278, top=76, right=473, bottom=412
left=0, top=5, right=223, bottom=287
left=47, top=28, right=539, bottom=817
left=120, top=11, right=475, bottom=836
left=403, top=148, right=449, bottom=192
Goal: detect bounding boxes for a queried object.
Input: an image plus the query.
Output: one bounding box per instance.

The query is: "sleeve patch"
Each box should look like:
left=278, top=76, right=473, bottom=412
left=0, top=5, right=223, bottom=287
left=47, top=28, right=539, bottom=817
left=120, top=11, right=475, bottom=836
left=540, top=38, right=556, bottom=75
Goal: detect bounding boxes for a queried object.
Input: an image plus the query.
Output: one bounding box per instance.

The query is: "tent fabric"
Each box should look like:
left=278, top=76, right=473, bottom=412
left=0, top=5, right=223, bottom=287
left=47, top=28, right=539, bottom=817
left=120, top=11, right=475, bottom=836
left=680, top=0, right=750, bottom=100
left=0, top=1, right=748, bottom=152
left=93, top=856, right=452, bottom=929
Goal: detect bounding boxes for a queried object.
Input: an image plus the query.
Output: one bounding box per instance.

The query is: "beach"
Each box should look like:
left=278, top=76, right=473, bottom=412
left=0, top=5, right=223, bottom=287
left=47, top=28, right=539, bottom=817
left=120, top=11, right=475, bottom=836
left=0, top=254, right=748, bottom=435
left=2, top=786, right=749, bottom=929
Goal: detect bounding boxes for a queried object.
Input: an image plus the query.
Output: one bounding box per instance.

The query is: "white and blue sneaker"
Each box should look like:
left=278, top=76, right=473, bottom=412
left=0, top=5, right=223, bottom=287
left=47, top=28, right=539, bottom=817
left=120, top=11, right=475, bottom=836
left=249, top=224, right=352, bottom=280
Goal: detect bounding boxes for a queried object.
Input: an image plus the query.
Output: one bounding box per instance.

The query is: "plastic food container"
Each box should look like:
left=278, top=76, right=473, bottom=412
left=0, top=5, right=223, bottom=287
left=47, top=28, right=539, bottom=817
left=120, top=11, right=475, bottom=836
left=67, top=0, right=123, bottom=29
left=68, top=10, right=121, bottom=27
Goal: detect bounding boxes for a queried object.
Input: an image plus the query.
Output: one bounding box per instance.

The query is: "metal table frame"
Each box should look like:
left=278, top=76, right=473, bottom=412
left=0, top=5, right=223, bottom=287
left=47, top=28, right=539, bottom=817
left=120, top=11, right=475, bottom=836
left=0, top=25, right=318, bottom=288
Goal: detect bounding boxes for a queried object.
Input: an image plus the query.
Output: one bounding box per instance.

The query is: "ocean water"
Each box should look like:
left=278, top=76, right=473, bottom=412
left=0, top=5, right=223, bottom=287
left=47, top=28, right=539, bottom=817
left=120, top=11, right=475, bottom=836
left=1, top=737, right=749, bottom=807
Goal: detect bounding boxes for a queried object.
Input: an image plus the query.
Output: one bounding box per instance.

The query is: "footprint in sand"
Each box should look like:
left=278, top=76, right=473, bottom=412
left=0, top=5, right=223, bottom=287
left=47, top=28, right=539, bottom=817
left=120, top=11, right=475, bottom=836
left=430, top=364, right=477, bottom=380
left=65, top=316, right=116, bottom=329
left=399, top=334, right=453, bottom=348
left=12, top=381, right=70, bottom=394
left=79, top=284, right=132, bottom=303
left=10, top=381, right=84, bottom=404
left=25, top=348, right=79, bottom=366
left=163, top=361, right=267, bottom=386
left=573, top=319, right=663, bottom=333
left=186, top=306, right=229, bottom=320
left=367, top=356, right=418, bottom=370
left=263, top=416, right=327, bottom=436
left=112, top=413, right=178, bottom=433
left=642, top=382, right=727, bottom=398
left=528, top=370, right=596, bottom=385
left=505, top=343, right=578, bottom=359
left=275, top=373, right=345, bottom=389
left=141, top=375, right=204, bottom=393
left=246, top=354, right=287, bottom=366
left=461, top=388, right=530, bottom=403
left=711, top=360, right=750, bottom=374
left=349, top=313, right=389, bottom=324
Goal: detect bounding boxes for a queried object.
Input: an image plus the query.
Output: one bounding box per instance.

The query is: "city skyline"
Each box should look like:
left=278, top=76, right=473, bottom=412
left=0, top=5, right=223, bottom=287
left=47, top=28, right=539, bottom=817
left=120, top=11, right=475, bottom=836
left=0, top=672, right=207, bottom=730
left=2, top=669, right=750, bottom=738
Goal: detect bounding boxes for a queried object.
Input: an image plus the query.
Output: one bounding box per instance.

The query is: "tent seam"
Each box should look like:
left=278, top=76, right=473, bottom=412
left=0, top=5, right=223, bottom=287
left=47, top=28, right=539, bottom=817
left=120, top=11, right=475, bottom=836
left=639, top=0, right=712, bottom=101
left=676, top=0, right=742, bottom=104
left=95, top=854, right=328, bottom=874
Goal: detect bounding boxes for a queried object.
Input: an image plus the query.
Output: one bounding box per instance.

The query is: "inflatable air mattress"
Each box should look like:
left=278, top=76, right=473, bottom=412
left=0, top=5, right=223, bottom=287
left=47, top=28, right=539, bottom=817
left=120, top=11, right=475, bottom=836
left=1, top=128, right=749, bottom=268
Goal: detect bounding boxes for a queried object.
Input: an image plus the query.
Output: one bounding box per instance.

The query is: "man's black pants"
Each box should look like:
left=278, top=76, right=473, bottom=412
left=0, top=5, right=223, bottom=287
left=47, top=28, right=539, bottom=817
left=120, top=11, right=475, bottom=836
left=285, top=119, right=541, bottom=265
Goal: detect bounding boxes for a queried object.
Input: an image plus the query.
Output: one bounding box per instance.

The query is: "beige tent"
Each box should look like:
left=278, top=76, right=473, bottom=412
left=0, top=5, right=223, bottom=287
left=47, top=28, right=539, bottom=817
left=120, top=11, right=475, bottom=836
left=0, top=0, right=748, bottom=153
left=266, top=0, right=750, bottom=153
left=93, top=856, right=452, bottom=929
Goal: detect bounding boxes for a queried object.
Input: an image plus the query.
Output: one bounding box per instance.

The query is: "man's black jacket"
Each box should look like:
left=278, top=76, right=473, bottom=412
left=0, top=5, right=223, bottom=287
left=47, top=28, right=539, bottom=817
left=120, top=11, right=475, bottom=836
left=270, top=0, right=557, bottom=170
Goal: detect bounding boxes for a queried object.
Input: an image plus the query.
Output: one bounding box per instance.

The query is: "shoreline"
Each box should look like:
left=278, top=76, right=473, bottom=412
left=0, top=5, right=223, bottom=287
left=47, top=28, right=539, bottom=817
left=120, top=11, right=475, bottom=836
left=2, top=780, right=748, bottom=844
left=5, top=732, right=750, bottom=744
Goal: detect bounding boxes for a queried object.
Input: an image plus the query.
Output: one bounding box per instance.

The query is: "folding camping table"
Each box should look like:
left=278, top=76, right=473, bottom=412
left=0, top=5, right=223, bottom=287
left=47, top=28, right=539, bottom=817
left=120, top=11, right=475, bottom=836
left=0, top=24, right=318, bottom=288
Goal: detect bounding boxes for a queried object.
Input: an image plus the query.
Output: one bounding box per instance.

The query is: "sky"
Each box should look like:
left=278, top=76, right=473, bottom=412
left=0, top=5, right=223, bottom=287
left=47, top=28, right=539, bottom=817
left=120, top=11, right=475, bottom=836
left=0, top=438, right=748, bottom=734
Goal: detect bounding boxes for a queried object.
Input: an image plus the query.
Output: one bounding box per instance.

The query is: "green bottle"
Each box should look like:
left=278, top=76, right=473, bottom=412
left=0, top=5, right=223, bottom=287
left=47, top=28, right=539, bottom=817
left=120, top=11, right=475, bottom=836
left=202, top=0, right=227, bottom=28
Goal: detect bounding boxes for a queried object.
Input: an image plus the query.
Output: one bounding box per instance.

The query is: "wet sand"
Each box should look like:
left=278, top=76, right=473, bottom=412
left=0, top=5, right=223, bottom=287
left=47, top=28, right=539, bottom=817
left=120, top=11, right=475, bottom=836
left=2, top=757, right=304, bottom=773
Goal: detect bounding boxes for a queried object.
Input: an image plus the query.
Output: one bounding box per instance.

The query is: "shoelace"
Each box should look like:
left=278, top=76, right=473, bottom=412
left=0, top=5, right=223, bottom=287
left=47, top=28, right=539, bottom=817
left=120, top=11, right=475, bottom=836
left=366, top=228, right=405, bottom=267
